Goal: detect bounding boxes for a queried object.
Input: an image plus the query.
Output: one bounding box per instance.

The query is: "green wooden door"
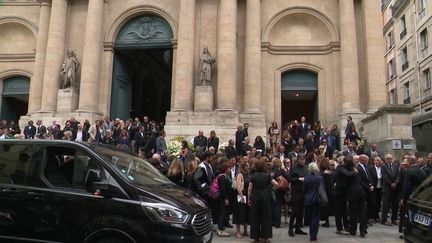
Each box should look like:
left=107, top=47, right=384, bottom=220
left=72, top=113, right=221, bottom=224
left=110, top=15, right=173, bottom=119
left=110, top=54, right=132, bottom=120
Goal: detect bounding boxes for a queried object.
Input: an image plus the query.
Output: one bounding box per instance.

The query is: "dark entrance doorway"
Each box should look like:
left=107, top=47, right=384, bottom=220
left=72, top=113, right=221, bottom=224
left=111, top=15, right=173, bottom=121
left=1, top=76, right=29, bottom=122
left=281, top=70, right=318, bottom=126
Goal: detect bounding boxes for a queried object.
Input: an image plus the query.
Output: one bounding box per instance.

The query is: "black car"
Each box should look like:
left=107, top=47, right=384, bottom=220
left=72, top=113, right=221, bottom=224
left=405, top=174, right=432, bottom=243
left=0, top=140, right=213, bottom=243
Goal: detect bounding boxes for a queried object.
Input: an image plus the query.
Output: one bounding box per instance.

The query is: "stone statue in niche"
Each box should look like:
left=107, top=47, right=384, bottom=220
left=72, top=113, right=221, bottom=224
left=59, top=50, right=80, bottom=89
left=199, top=47, right=215, bottom=85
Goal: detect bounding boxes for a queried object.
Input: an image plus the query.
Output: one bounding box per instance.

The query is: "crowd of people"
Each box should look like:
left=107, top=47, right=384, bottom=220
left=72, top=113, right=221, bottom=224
left=0, top=115, right=431, bottom=242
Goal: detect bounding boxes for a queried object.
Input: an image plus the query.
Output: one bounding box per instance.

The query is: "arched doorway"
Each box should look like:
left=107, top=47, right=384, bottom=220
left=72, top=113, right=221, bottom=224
left=111, top=15, right=173, bottom=121
left=281, top=70, right=318, bottom=125
left=1, top=76, right=30, bottom=121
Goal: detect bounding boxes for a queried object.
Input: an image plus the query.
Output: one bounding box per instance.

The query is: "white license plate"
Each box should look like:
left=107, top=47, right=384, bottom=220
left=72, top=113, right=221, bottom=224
left=203, top=230, right=212, bottom=243
left=413, top=213, right=431, bottom=227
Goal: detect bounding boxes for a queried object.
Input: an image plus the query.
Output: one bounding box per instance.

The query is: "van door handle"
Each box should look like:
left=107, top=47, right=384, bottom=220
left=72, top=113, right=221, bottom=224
left=1, top=188, right=18, bottom=193
left=27, top=191, right=44, bottom=199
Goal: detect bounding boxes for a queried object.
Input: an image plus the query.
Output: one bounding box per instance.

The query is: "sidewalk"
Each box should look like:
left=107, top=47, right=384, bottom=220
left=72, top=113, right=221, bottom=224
left=212, top=217, right=404, bottom=243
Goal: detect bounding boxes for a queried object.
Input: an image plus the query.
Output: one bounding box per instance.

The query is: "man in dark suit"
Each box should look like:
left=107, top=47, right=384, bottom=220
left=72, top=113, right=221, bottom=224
left=357, top=155, right=375, bottom=225
left=299, top=116, right=308, bottom=139
left=35, top=120, right=47, bottom=139
left=72, top=123, right=88, bottom=142
left=366, top=144, right=381, bottom=159
left=224, top=139, right=237, bottom=159
left=194, top=152, right=216, bottom=222
left=333, top=157, right=355, bottom=234
left=24, top=120, right=36, bottom=139
left=381, top=154, right=400, bottom=226
left=134, top=125, right=147, bottom=153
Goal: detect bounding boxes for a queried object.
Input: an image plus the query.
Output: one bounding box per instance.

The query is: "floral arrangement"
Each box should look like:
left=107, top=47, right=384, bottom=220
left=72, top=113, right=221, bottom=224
left=218, top=142, right=229, bottom=153
left=168, top=136, right=184, bottom=157
left=167, top=136, right=195, bottom=156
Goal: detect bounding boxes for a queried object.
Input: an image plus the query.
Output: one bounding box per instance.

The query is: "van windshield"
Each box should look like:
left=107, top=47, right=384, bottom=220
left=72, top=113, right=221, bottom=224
left=92, top=145, right=172, bottom=186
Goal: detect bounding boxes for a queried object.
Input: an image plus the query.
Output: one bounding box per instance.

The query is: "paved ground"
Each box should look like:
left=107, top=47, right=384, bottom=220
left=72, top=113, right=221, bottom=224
left=212, top=217, right=404, bottom=243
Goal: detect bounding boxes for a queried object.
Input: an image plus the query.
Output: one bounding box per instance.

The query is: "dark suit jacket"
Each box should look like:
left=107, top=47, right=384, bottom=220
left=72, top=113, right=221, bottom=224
left=356, top=163, right=373, bottom=193
left=300, top=123, right=309, bottom=138
left=24, top=125, right=36, bottom=139
left=134, top=131, right=147, bottom=149
left=225, top=145, right=237, bottom=159
left=366, top=149, right=381, bottom=159
left=36, top=125, right=47, bottom=139
left=304, top=174, right=323, bottom=206
left=401, top=165, right=427, bottom=201
left=347, top=171, right=367, bottom=201
left=369, top=165, right=379, bottom=188
left=381, top=162, right=399, bottom=193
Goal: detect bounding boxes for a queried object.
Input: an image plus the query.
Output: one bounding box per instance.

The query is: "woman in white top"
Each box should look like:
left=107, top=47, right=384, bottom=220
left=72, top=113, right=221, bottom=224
left=370, top=156, right=383, bottom=223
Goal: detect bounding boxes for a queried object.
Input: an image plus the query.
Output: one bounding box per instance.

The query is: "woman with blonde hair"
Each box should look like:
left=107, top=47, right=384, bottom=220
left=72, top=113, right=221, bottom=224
left=185, top=157, right=199, bottom=193
left=268, top=122, right=280, bottom=153
left=167, top=158, right=185, bottom=186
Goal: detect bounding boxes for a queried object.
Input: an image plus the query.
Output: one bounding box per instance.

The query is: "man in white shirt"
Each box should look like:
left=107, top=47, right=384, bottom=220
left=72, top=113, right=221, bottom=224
left=73, top=123, right=88, bottom=142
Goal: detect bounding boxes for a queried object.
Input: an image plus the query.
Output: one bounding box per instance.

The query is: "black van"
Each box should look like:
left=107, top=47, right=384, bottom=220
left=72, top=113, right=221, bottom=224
left=0, top=140, right=212, bottom=243
left=405, top=174, right=432, bottom=243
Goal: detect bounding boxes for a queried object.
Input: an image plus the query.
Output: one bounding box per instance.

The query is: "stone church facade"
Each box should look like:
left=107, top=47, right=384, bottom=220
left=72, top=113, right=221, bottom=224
left=1, top=0, right=414, bottom=150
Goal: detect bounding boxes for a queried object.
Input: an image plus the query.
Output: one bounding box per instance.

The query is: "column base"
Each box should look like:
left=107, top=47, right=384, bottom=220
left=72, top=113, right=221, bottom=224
left=57, top=89, right=79, bottom=113
left=194, top=85, right=214, bottom=111
left=164, top=110, right=269, bottom=146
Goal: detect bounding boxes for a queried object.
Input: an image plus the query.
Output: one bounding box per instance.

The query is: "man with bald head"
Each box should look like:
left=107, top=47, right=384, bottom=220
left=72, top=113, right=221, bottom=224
left=193, top=130, right=207, bottom=155
left=381, top=154, right=400, bottom=226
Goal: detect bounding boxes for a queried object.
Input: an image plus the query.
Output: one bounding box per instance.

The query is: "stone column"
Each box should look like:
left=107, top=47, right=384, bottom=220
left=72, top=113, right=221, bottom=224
left=77, top=0, right=104, bottom=113
left=363, top=0, right=386, bottom=113
left=39, top=0, right=68, bottom=113
left=28, top=0, right=51, bottom=114
left=172, top=0, right=195, bottom=111
left=244, top=0, right=261, bottom=113
left=217, top=0, right=237, bottom=110
left=339, top=0, right=361, bottom=114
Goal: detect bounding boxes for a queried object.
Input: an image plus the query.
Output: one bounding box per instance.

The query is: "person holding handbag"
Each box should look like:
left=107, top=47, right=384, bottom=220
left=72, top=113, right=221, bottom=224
left=304, top=162, right=326, bottom=242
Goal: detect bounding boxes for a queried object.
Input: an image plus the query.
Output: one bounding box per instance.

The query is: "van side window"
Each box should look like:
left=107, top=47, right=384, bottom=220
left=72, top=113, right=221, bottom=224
left=0, top=144, right=33, bottom=185
left=44, top=146, right=101, bottom=190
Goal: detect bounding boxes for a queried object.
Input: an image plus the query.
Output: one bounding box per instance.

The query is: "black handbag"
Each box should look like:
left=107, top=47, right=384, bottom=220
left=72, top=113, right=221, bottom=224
left=317, top=177, right=328, bottom=206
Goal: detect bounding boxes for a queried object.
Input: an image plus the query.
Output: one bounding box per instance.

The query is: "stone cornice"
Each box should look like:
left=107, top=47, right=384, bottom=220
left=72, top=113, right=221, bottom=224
left=38, top=0, right=52, bottom=7
left=261, top=42, right=340, bottom=55
left=0, top=53, right=36, bottom=62
left=362, top=104, right=413, bottom=123
left=0, top=0, right=40, bottom=6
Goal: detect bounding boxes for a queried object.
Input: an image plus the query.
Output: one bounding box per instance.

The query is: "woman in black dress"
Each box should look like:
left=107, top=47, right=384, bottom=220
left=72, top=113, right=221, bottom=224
left=248, top=159, right=278, bottom=243
left=217, top=162, right=232, bottom=237
left=233, top=160, right=250, bottom=238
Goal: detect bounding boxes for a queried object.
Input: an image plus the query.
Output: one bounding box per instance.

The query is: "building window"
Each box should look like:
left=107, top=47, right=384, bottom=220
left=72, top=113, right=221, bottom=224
left=389, top=89, right=397, bottom=104
left=386, top=31, right=394, bottom=50
left=403, top=82, right=410, bottom=104
left=420, top=28, right=429, bottom=58
left=424, top=68, right=431, bottom=97
left=419, top=0, right=426, bottom=19
left=401, top=47, right=409, bottom=71
left=400, top=15, right=407, bottom=39
left=387, top=59, right=396, bottom=80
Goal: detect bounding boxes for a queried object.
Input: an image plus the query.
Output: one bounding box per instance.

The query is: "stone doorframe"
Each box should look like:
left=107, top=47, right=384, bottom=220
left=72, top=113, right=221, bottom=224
left=101, top=5, right=179, bottom=116
left=274, top=63, right=324, bottom=127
